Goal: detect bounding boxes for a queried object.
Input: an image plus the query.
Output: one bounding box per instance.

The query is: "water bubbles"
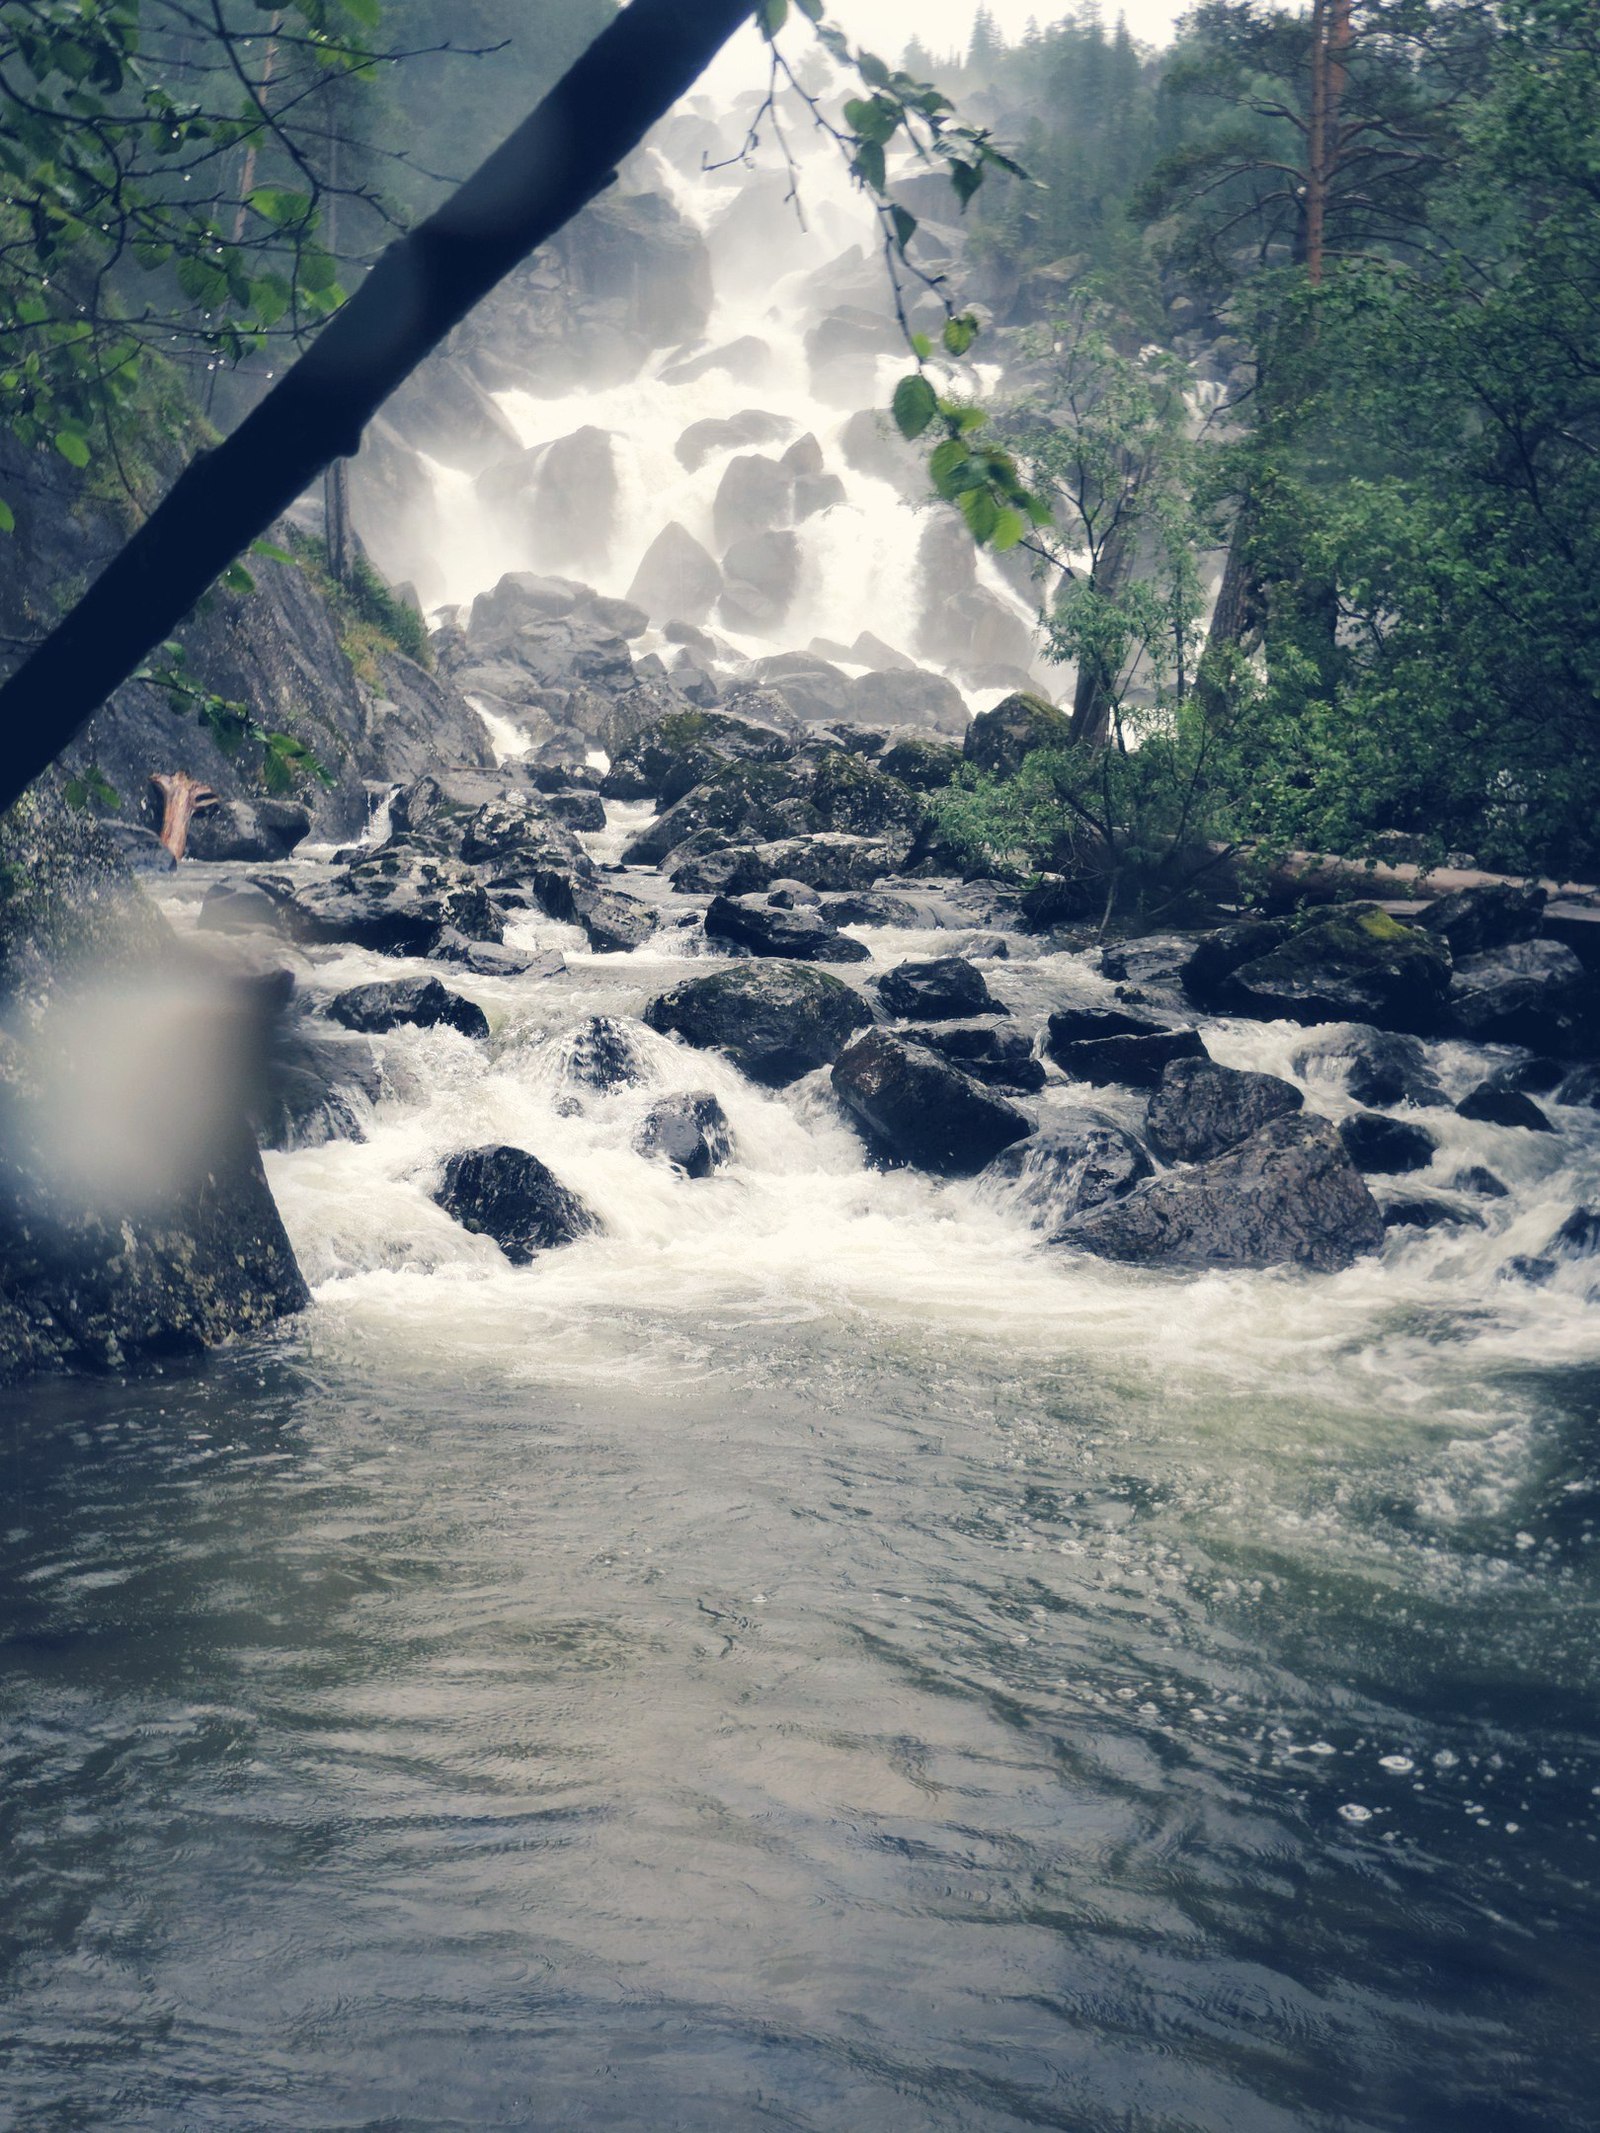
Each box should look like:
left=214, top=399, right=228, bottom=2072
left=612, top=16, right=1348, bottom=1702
left=1434, top=1748, right=1460, bottom=1769
left=1308, top=1740, right=1337, bottom=1757
left=1338, top=1803, right=1374, bottom=1824
left=1379, top=1754, right=1415, bottom=1775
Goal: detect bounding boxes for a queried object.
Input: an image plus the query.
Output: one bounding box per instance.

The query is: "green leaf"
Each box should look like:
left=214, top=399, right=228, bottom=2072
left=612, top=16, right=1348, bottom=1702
left=857, top=51, right=891, bottom=88
left=0, top=497, right=13, bottom=534
left=892, top=373, right=938, bottom=441
left=249, top=186, right=312, bottom=228
left=990, top=507, right=1025, bottom=552
left=960, top=486, right=1000, bottom=544
left=795, top=0, right=823, bottom=17
left=758, top=0, right=788, bottom=37
left=948, top=158, right=984, bottom=210
left=221, top=560, right=255, bottom=594
left=942, top=312, right=978, bottom=357
left=250, top=538, right=296, bottom=566
left=891, top=204, right=917, bottom=256
left=53, top=429, right=90, bottom=468
left=843, top=94, right=897, bottom=146
left=928, top=437, right=972, bottom=499
left=852, top=140, right=886, bottom=193
left=910, top=331, right=933, bottom=362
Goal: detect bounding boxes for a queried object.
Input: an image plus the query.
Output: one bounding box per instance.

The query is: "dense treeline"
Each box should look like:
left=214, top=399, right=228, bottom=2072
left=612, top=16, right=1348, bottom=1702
left=927, top=1, right=1600, bottom=886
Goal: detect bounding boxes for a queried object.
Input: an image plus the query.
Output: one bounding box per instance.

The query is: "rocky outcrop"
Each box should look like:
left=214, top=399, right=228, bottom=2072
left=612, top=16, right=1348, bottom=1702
left=831, top=1029, right=1032, bottom=1176
left=963, top=692, right=1072, bottom=777
left=601, top=711, right=792, bottom=806
left=877, top=955, right=1004, bottom=1022
left=1183, top=907, right=1454, bottom=1034
left=1046, top=1006, right=1207, bottom=1089
left=1061, top=1115, right=1384, bottom=1273
left=644, top=962, right=873, bottom=1087
left=280, top=850, right=501, bottom=956
left=433, top=1145, right=596, bottom=1263
left=327, top=976, right=489, bottom=1040
left=0, top=794, right=308, bottom=1383
left=704, top=894, right=870, bottom=963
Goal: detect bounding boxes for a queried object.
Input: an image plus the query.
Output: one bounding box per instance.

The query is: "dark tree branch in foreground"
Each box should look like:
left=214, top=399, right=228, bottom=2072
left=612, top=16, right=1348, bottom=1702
left=0, top=0, right=758, bottom=817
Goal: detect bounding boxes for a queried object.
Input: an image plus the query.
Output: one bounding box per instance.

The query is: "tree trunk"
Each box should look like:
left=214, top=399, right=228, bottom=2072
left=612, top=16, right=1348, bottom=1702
left=0, top=0, right=758, bottom=817
left=149, top=772, right=217, bottom=860
left=1067, top=512, right=1138, bottom=748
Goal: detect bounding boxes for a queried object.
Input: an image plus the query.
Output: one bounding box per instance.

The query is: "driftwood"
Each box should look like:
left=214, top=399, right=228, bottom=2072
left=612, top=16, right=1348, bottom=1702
left=1217, top=844, right=1600, bottom=908
left=149, top=771, right=217, bottom=860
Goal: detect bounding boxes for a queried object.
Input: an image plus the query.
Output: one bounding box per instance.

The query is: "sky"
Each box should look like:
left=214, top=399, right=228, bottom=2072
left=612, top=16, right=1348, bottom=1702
left=829, top=0, right=1190, bottom=58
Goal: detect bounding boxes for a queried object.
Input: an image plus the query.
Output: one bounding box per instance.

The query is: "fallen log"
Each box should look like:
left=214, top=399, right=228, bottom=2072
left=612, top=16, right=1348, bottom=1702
left=149, top=771, right=218, bottom=860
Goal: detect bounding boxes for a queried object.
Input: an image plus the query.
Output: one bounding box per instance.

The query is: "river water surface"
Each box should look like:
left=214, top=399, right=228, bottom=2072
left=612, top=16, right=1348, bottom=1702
left=4, top=861, right=1600, bottom=2132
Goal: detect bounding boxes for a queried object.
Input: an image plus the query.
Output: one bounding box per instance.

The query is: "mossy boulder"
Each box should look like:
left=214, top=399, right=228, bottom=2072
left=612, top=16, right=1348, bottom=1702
left=600, top=709, right=791, bottom=805
left=963, top=692, right=1072, bottom=777
left=1197, top=905, right=1453, bottom=1034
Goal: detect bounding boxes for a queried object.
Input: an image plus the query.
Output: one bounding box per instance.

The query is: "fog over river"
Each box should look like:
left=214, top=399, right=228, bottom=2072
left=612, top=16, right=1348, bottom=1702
left=4, top=35, right=1600, bottom=2133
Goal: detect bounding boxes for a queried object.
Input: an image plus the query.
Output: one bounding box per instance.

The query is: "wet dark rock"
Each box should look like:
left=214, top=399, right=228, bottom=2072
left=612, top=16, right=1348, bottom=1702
left=766, top=879, right=822, bottom=908
left=282, top=850, right=501, bottom=955
left=1381, top=1194, right=1484, bottom=1233
left=568, top=882, right=656, bottom=954
left=705, top=894, right=870, bottom=963
left=831, top=1029, right=1032, bottom=1177
left=1060, top=1115, right=1385, bottom=1273
left=461, top=571, right=634, bottom=688
left=555, top=1015, right=651, bottom=1094
left=983, top=1112, right=1151, bottom=1234
left=1455, top=1082, right=1555, bottom=1132
left=431, top=934, right=563, bottom=980
left=433, top=1144, right=596, bottom=1263
left=1018, top=874, right=1102, bottom=932
left=878, top=955, right=1004, bottom=1022
left=1449, top=939, right=1588, bottom=1047
left=621, top=759, right=819, bottom=867
left=1451, top=1165, right=1510, bottom=1197
left=1290, top=1023, right=1446, bottom=1109
left=1554, top=1063, right=1600, bottom=1109
left=185, top=797, right=312, bottom=863
left=602, top=709, right=792, bottom=806
left=1146, top=1057, right=1303, bottom=1163
left=957, top=932, right=1011, bottom=961
left=1209, top=907, right=1453, bottom=1034
left=254, top=1027, right=381, bottom=1151
left=821, top=889, right=948, bottom=927
left=1546, top=1206, right=1600, bottom=1261
left=1418, top=882, right=1546, bottom=959
left=908, top=1020, right=1045, bottom=1092
left=795, top=471, right=848, bottom=519
left=1046, top=1006, right=1207, bottom=1090
left=328, top=976, right=489, bottom=1040
left=540, top=788, right=606, bottom=832
left=716, top=834, right=908, bottom=898
left=634, top=1092, right=734, bottom=1178
left=1179, top=919, right=1296, bottom=1007
left=806, top=749, right=925, bottom=841
left=963, top=691, right=1072, bottom=777
left=1098, top=935, right=1195, bottom=991
left=1337, top=1110, right=1436, bottom=1175
left=645, top=961, right=874, bottom=1087
left=1488, top=1054, right=1565, bottom=1095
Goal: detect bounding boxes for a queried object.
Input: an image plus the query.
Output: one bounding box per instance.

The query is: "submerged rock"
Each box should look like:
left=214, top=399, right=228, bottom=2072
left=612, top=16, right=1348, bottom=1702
left=1145, top=1056, right=1303, bottom=1163
left=983, top=1112, right=1151, bottom=1235
left=1046, top=1006, right=1206, bottom=1090
left=1337, top=1110, right=1436, bottom=1175
left=878, top=955, right=1004, bottom=1022
left=1060, top=1115, right=1384, bottom=1273
left=1449, top=939, right=1588, bottom=1047
left=1381, top=1193, right=1484, bottom=1233
left=704, top=894, right=870, bottom=963
left=253, top=1026, right=381, bottom=1152
left=553, top=1015, right=652, bottom=1095
left=327, top=976, right=489, bottom=1040
left=644, top=962, right=873, bottom=1087
left=1290, top=1023, right=1446, bottom=1109
left=831, top=1029, right=1032, bottom=1177
left=282, top=849, right=501, bottom=956
left=634, top=1092, right=735, bottom=1178
left=433, top=1144, right=596, bottom=1263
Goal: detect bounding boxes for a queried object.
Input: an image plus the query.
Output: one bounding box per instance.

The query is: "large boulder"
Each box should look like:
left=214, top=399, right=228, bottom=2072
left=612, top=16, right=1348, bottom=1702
left=281, top=849, right=501, bottom=955
left=1455, top=1082, right=1555, bottom=1133
left=713, top=453, right=793, bottom=547
left=719, top=529, right=801, bottom=634
left=848, top=669, right=968, bottom=735
left=1418, top=882, right=1546, bottom=959
left=634, top=1092, right=734, bottom=1178
left=704, top=893, right=871, bottom=963
left=1194, top=906, right=1454, bottom=1034
left=475, top=426, right=618, bottom=575
left=645, top=961, right=874, bottom=1086
left=327, top=975, right=489, bottom=1040
left=1145, top=1056, right=1303, bottom=1163
left=0, top=796, right=308, bottom=1382
left=714, top=834, right=907, bottom=896
left=625, top=520, right=722, bottom=623
left=1046, top=1006, right=1207, bottom=1090
left=568, top=882, right=657, bottom=954
left=1061, top=1115, right=1385, bottom=1273
left=878, top=955, right=1004, bottom=1022
left=620, top=759, right=819, bottom=867
left=750, top=652, right=855, bottom=725
left=808, top=749, right=925, bottom=840
left=601, top=709, right=791, bottom=806
left=983, top=1112, right=1152, bottom=1235
left=184, top=797, right=312, bottom=864
left=433, top=1145, right=596, bottom=1263
left=963, top=692, right=1072, bottom=777
left=675, top=409, right=793, bottom=472
left=1448, top=939, right=1588, bottom=1047
left=831, top=1028, right=1033, bottom=1177
left=878, top=736, right=964, bottom=791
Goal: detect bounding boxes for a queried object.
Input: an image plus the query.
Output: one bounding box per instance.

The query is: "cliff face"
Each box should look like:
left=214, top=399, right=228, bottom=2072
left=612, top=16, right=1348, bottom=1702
left=0, top=434, right=493, bottom=841
left=0, top=791, right=308, bottom=1384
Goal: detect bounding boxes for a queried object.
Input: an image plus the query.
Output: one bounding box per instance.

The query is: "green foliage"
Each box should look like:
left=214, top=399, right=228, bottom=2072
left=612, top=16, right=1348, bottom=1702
left=62, top=763, right=120, bottom=812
